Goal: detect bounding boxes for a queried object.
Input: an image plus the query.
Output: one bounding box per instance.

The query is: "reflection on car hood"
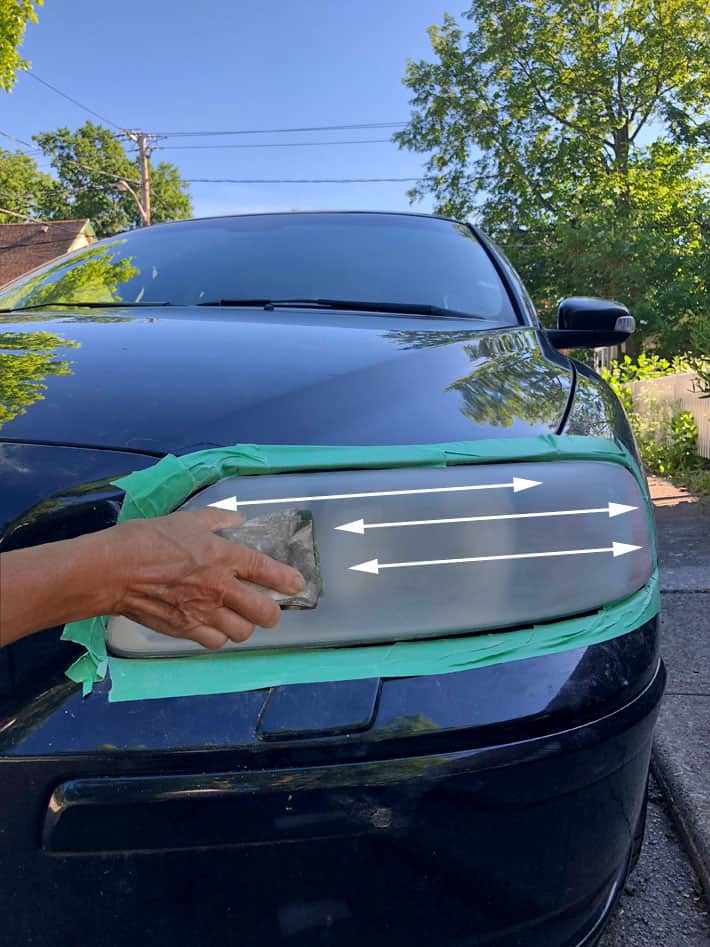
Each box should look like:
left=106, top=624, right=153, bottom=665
left=0, top=307, right=573, bottom=454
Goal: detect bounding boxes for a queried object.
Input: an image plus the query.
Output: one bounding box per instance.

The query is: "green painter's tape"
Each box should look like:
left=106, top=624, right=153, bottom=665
left=61, top=435, right=656, bottom=701
left=107, top=570, right=659, bottom=702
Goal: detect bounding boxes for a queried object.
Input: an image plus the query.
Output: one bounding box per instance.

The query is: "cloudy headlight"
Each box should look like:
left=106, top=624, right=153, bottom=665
left=106, top=460, right=654, bottom=657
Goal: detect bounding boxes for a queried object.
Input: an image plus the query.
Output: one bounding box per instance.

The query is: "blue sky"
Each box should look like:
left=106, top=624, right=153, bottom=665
left=4, top=0, right=461, bottom=218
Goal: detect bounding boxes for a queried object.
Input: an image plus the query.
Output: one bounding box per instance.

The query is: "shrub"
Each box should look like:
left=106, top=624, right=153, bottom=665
left=601, top=354, right=705, bottom=482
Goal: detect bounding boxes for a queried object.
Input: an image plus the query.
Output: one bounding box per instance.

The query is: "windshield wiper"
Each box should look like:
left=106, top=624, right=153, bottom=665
left=198, top=298, right=274, bottom=309
left=0, top=301, right=171, bottom=313
left=198, top=298, right=483, bottom=320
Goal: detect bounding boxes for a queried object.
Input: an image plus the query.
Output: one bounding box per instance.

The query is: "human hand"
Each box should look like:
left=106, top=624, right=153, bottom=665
left=104, top=509, right=305, bottom=650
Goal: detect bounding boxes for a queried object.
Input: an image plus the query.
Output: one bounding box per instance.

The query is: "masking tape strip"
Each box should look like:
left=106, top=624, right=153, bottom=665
left=106, top=570, right=659, bottom=702
left=61, top=435, right=656, bottom=700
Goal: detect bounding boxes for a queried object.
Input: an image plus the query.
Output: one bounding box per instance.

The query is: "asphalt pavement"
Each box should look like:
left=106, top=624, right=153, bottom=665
left=600, top=477, right=710, bottom=945
left=650, top=478, right=710, bottom=901
left=600, top=776, right=709, bottom=946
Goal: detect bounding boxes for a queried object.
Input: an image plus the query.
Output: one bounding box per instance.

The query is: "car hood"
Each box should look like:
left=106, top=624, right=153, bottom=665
left=0, top=307, right=573, bottom=454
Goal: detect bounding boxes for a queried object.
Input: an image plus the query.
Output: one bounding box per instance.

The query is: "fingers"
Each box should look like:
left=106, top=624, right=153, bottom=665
left=227, top=543, right=305, bottom=597
left=160, top=509, right=305, bottom=596
left=177, top=508, right=246, bottom=532
left=183, top=607, right=258, bottom=650
left=176, top=603, right=261, bottom=650
left=183, top=610, right=256, bottom=650
left=222, top=578, right=281, bottom=629
left=182, top=625, right=229, bottom=651
left=211, top=606, right=256, bottom=643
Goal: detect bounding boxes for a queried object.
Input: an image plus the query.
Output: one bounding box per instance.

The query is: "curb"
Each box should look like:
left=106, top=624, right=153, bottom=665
left=648, top=480, right=710, bottom=902
left=652, top=738, right=710, bottom=903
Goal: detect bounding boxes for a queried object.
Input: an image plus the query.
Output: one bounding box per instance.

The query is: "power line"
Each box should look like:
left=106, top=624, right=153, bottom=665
left=22, top=70, right=407, bottom=141
left=1, top=129, right=164, bottom=227
left=150, top=122, right=407, bottom=138
left=20, top=71, right=407, bottom=142
left=1, top=126, right=152, bottom=225
left=0, top=204, right=42, bottom=222
left=0, top=129, right=140, bottom=186
left=152, top=137, right=395, bottom=151
left=0, top=189, right=41, bottom=208
left=0, top=129, right=39, bottom=151
left=59, top=159, right=140, bottom=185
left=184, top=176, right=422, bottom=184
left=23, top=72, right=125, bottom=132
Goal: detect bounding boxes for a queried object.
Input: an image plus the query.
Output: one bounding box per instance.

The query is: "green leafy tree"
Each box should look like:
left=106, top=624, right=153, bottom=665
left=448, top=337, right=570, bottom=429
left=0, top=241, right=139, bottom=307
left=395, top=0, right=709, bottom=353
left=33, top=121, right=192, bottom=236
left=0, top=0, right=41, bottom=92
left=0, top=245, right=143, bottom=427
left=0, top=329, right=78, bottom=427
left=385, top=327, right=569, bottom=428
left=0, top=146, right=58, bottom=221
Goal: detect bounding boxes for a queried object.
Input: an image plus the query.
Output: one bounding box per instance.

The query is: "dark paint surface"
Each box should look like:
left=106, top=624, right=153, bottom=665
left=0, top=223, right=663, bottom=946
left=0, top=620, right=659, bottom=758
left=566, top=358, right=640, bottom=460
left=0, top=311, right=572, bottom=452
left=0, top=660, right=665, bottom=947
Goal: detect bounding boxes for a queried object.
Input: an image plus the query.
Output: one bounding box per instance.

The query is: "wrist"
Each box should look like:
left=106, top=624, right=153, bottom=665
left=74, top=523, right=134, bottom=616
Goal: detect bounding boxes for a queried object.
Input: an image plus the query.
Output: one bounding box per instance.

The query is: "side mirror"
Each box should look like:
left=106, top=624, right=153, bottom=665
left=546, top=296, right=635, bottom=349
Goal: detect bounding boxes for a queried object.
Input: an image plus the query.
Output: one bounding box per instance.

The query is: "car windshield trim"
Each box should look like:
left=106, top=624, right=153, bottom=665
left=197, top=298, right=486, bottom=320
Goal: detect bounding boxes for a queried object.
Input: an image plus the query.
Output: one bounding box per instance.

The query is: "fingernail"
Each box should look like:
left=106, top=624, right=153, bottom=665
left=289, top=574, right=305, bottom=594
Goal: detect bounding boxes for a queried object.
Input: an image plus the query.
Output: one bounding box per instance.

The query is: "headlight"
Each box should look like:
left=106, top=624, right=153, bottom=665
left=106, top=460, right=654, bottom=657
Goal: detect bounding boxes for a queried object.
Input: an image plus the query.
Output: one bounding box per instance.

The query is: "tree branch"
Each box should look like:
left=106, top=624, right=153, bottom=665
left=513, top=58, right=617, bottom=151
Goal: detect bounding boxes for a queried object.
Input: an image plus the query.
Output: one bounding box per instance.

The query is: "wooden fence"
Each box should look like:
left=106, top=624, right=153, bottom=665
left=629, top=372, right=710, bottom=460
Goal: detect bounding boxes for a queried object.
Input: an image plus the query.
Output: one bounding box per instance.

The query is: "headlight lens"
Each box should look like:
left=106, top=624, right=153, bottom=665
left=107, top=460, right=654, bottom=657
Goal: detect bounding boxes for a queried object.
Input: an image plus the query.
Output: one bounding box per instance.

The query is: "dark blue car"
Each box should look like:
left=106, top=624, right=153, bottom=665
left=0, top=212, right=663, bottom=946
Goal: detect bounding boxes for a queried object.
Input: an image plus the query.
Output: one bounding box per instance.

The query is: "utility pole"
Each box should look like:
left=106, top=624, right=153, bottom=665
left=122, top=130, right=153, bottom=226
left=137, top=131, right=151, bottom=227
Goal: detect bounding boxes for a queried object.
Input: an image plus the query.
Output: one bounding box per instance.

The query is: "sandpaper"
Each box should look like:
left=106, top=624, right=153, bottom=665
left=217, top=510, right=320, bottom=608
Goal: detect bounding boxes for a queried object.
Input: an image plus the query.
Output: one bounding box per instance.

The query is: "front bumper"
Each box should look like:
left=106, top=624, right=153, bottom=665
left=0, top=640, right=664, bottom=947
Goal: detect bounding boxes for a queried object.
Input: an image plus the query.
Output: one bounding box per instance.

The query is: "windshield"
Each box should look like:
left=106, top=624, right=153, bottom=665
left=0, top=213, right=518, bottom=324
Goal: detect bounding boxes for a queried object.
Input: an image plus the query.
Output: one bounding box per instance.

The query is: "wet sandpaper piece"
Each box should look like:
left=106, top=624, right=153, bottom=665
left=218, top=510, right=320, bottom=608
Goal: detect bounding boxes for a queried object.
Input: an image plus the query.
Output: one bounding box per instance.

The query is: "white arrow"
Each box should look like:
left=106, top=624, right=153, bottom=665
left=350, top=542, right=642, bottom=574
left=336, top=502, right=637, bottom=534
left=208, top=476, right=542, bottom=511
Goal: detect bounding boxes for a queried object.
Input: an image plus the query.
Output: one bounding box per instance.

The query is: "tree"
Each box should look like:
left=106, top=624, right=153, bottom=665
left=0, top=0, right=41, bottom=92
left=385, top=328, right=569, bottom=428
left=0, top=146, right=57, bottom=222
left=0, top=241, right=139, bottom=308
left=395, top=1, right=709, bottom=353
left=0, top=329, right=78, bottom=428
left=33, top=122, right=192, bottom=236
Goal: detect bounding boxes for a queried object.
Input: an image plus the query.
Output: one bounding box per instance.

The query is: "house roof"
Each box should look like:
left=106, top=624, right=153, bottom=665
left=0, top=219, right=96, bottom=287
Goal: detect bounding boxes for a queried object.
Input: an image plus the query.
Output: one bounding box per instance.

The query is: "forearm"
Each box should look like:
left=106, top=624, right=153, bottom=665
left=0, top=531, right=119, bottom=647
left=0, top=510, right=304, bottom=652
